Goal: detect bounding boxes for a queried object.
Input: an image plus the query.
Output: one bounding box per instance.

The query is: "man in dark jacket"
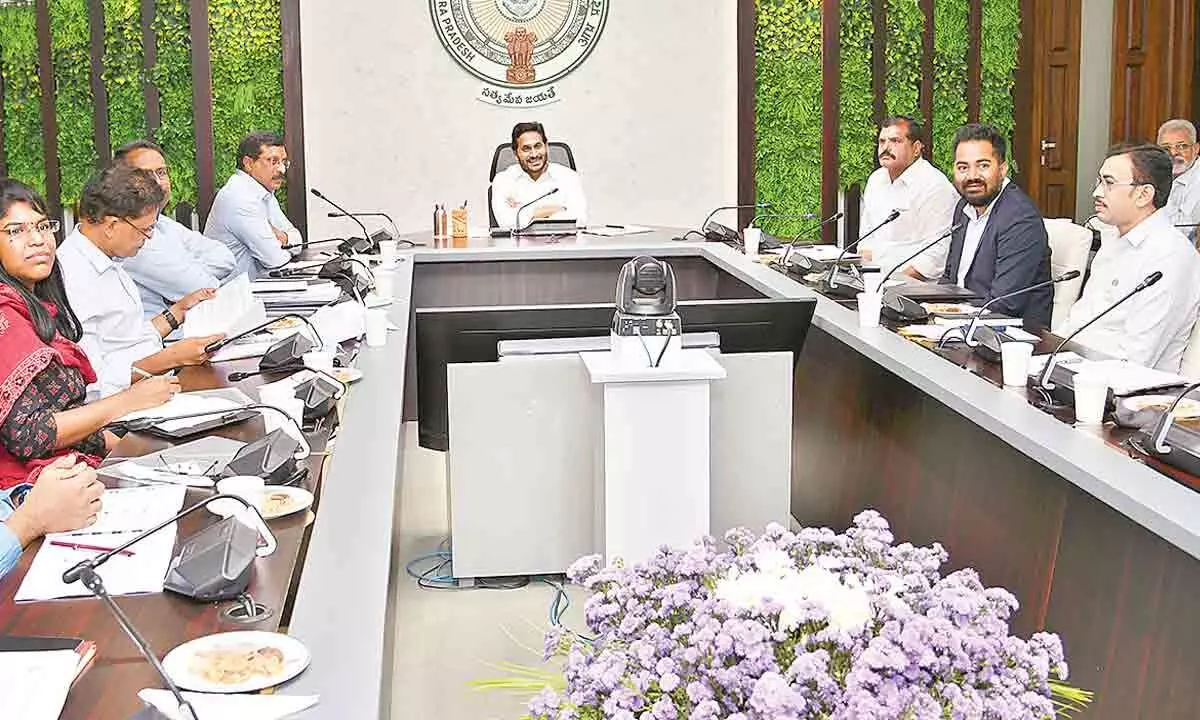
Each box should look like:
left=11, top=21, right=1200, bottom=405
left=940, top=123, right=1052, bottom=327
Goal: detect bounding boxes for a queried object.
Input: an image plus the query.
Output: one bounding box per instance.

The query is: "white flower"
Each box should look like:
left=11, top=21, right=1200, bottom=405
left=753, top=547, right=795, bottom=579
left=714, top=563, right=872, bottom=634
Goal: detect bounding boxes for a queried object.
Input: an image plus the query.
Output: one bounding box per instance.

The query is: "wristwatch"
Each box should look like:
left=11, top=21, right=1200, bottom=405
left=161, top=307, right=181, bottom=331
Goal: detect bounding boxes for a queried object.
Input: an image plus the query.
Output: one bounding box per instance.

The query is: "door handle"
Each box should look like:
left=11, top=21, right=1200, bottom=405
left=1041, top=139, right=1058, bottom=151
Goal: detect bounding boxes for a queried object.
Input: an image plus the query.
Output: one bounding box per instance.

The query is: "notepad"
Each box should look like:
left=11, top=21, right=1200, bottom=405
left=0, top=649, right=82, bottom=719
left=117, top=389, right=253, bottom=434
left=16, top=527, right=177, bottom=601
left=138, top=689, right=319, bottom=720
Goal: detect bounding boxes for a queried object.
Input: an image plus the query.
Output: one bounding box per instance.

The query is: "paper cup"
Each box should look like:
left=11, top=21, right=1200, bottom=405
left=374, top=271, right=395, bottom=300
left=1000, top=342, right=1034, bottom=386
left=216, top=475, right=265, bottom=511
left=742, top=227, right=761, bottom=256
left=857, top=292, right=882, bottom=328
left=378, top=240, right=398, bottom=268
left=1073, top=372, right=1109, bottom=425
left=302, top=350, right=335, bottom=373
left=366, top=309, right=388, bottom=347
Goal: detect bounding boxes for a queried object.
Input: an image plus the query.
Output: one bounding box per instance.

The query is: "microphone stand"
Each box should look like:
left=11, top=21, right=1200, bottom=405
left=511, top=188, right=562, bottom=236
left=936, top=271, right=1080, bottom=349
left=327, top=211, right=404, bottom=244
left=1148, top=381, right=1200, bottom=454
left=204, top=313, right=323, bottom=354
left=311, top=188, right=373, bottom=252
left=824, top=210, right=902, bottom=289
left=62, top=494, right=275, bottom=720
left=778, top=212, right=845, bottom=269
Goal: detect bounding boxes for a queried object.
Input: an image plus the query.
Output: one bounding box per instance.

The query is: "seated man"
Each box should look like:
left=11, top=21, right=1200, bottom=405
left=57, top=165, right=223, bottom=398
left=859, top=115, right=959, bottom=278
left=1157, top=118, right=1200, bottom=243
left=940, top=123, right=1052, bottom=327
left=115, top=140, right=238, bottom=319
left=1058, top=144, right=1200, bottom=372
left=205, top=132, right=300, bottom=277
left=0, top=455, right=104, bottom=579
left=490, top=122, right=587, bottom=229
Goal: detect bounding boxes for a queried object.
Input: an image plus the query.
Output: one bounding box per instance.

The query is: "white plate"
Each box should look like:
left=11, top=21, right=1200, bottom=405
left=1122, top=395, right=1200, bottom=418
left=333, top=367, right=363, bottom=384
left=208, top=487, right=314, bottom=520
left=162, top=631, right=310, bottom=694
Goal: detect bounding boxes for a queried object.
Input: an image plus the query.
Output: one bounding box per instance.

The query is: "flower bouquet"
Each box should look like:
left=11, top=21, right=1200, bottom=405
left=520, top=511, right=1090, bottom=720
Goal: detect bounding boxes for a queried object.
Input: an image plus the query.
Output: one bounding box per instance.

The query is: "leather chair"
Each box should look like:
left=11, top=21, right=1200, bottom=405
left=1044, top=218, right=1092, bottom=332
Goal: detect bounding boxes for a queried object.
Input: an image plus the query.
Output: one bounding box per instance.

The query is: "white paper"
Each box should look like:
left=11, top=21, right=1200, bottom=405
left=183, top=273, right=265, bottom=338
left=16, top=527, right=177, bottom=601
left=0, top=649, right=80, bottom=720
left=138, top=689, right=319, bottom=720
left=793, top=245, right=859, bottom=261
left=309, top=301, right=365, bottom=345
left=583, top=224, right=652, bottom=237
left=100, top=460, right=216, bottom=488
left=251, top=279, right=310, bottom=293
left=53, top=485, right=186, bottom=536
left=117, top=392, right=248, bottom=433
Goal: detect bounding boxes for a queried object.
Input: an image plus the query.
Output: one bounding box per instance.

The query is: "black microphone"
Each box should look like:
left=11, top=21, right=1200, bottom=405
left=672, top=203, right=771, bottom=242
left=280, top=236, right=353, bottom=252
left=950, top=270, right=1081, bottom=347
left=779, top=211, right=847, bottom=269
left=511, top=187, right=560, bottom=235
left=311, top=188, right=374, bottom=252
left=876, top=221, right=964, bottom=289
left=823, top=209, right=903, bottom=287
left=327, top=210, right=400, bottom=240
left=61, top=492, right=276, bottom=720
left=1037, top=271, right=1163, bottom=390
left=204, top=313, right=322, bottom=354
left=868, top=222, right=964, bottom=320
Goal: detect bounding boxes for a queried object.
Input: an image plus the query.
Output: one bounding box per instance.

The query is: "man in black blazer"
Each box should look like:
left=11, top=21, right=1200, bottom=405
left=940, top=124, right=1052, bottom=327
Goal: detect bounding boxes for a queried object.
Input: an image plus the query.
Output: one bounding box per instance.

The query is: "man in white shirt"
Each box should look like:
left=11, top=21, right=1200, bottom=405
left=858, top=115, right=959, bottom=278
left=204, top=132, right=301, bottom=278
left=1157, top=119, right=1200, bottom=243
left=490, top=122, right=587, bottom=229
left=57, top=165, right=224, bottom=398
left=1058, top=144, right=1200, bottom=372
left=114, top=139, right=238, bottom=319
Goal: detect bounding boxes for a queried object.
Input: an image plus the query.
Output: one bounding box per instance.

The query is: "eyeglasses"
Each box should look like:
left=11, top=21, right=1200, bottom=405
left=260, top=157, right=290, bottom=170
left=121, top=217, right=155, bottom=240
left=1160, top=142, right=1195, bottom=154
left=1093, top=176, right=1146, bottom=195
left=145, top=166, right=170, bottom=180
left=1, top=219, right=60, bottom=244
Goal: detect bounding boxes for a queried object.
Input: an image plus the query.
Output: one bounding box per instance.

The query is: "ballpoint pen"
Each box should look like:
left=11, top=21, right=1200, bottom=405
left=50, top=540, right=135, bottom=557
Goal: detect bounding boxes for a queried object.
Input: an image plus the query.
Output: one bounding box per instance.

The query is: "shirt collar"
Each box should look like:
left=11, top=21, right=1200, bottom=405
left=66, top=226, right=118, bottom=275
left=887, top=157, right=927, bottom=188
left=1119, top=209, right=1172, bottom=248
left=234, top=170, right=272, bottom=200
left=1175, top=162, right=1199, bottom=187
left=960, top=178, right=1011, bottom=222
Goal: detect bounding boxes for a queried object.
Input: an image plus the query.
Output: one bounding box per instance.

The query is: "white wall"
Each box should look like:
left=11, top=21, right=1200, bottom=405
left=299, top=2, right=738, bottom=239
left=1075, top=0, right=1114, bottom=221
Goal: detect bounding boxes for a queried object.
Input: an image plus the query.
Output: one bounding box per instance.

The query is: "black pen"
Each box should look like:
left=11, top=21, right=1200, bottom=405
left=605, top=224, right=624, bottom=229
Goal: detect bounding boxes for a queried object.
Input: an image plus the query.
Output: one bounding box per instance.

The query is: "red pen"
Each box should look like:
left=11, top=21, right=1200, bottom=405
left=49, top=540, right=135, bottom=557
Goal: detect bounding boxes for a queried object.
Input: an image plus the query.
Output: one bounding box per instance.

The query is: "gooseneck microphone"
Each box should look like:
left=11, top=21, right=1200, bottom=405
left=204, top=313, right=323, bottom=354
left=311, top=188, right=372, bottom=250
left=824, top=209, right=902, bottom=288
left=780, top=212, right=846, bottom=268
left=1037, top=271, right=1164, bottom=390
left=327, top=210, right=400, bottom=240
left=1148, top=380, right=1200, bottom=453
left=673, top=203, right=771, bottom=242
left=875, top=221, right=964, bottom=290
left=61, top=493, right=277, bottom=720
left=944, top=270, right=1081, bottom=348
left=513, top=187, right=560, bottom=233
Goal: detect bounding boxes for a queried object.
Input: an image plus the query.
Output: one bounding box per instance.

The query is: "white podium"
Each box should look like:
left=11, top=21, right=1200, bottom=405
left=580, top=349, right=727, bottom=565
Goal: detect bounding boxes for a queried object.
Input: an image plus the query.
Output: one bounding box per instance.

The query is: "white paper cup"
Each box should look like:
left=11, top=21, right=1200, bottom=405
left=857, top=292, right=882, bottom=328
left=374, top=270, right=395, bottom=300
left=862, top=273, right=883, bottom=295
left=742, top=227, right=761, bottom=256
left=1000, top=342, right=1034, bottom=386
left=216, top=475, right=265, bottom=512
left=1073, top=372, right=1109, bottom=425
left=302, top=350, right=335, bottom=373
left=366, top=309, right=388, bottom=347
left=378, top=240, right=398, bottom=268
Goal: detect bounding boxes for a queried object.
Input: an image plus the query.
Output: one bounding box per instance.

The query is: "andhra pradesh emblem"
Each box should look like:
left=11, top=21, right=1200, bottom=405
left=430, top=0, right=610, bottom=107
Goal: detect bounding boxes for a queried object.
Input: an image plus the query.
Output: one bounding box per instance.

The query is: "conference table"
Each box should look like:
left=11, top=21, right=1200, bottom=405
left=0, top=228, right=1196, bottom=719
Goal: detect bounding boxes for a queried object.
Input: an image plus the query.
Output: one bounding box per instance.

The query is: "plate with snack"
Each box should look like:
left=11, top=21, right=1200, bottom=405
left=1114, top=394, right=1200, bottom=428
left=267, top=316, right=304, bottom=332
left=922, top=302, right=980, bottom=318
left=333, top=367, right=364, bottom=384
left=163, top=631, right=310, bottom=693
left=260, top=487, right=314, bottom=520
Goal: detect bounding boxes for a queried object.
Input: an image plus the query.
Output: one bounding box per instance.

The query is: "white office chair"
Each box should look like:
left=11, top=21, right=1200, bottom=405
left=1044, top=219, right=1092, bottom=331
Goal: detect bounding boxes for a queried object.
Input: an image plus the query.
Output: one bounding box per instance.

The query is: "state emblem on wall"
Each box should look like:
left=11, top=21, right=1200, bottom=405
left=430, top=0, right=610, bottom=107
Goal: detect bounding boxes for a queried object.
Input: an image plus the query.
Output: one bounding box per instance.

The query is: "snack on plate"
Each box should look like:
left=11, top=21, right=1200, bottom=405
left=263, top=491, right=294, bottom=516
left=189, top=645, right=285, bottom=685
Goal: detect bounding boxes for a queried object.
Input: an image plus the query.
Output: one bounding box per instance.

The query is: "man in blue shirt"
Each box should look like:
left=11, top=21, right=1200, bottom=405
left=204, top=132, right=302, bottom=278
left=115, top=140, right=239, bottom=320
left=0, top=454, right=104, bottom=579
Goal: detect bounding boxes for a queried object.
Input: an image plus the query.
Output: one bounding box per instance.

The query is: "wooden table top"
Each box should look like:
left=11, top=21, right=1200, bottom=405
left=0, top=355, right=336, bottom=720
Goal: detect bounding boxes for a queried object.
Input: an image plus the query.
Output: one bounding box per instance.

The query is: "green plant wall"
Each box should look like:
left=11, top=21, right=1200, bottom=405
left=755, top=0, right=1020, bottom=231
left=209, top=0, right=284, bottom=192
left=0, top=0, right=284, bottom=211
left=0, top=5, right=44, bottom=193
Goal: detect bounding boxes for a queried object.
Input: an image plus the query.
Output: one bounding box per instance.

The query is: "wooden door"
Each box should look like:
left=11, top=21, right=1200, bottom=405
left=1025, top=0, right=1083, bottom=217
left=1111, top=0, right=1196, bottom=143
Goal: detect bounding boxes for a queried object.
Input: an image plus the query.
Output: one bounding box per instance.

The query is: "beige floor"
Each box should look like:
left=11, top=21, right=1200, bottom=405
left=389, top=423, right=585, bottom=720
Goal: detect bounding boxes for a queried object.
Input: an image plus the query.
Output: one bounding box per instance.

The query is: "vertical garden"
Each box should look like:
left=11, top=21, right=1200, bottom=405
left=756, top=0, right=1021, bottom=235
left=0, top=0, right=285, bottom=212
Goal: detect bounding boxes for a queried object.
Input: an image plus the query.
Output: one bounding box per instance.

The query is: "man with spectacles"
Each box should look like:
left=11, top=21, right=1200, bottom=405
left=1157, top=119, right=1200, bottom=243
left=57, top=165, right=224, bottom=398
left=204, top=132, right=301, bottom=278
left=1056, top=144, right=1200, bottom=372
left=114, top=139, right=237, bottom=321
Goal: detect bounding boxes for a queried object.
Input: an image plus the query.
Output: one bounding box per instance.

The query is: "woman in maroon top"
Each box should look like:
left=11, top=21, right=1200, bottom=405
left=0, top=179, right=179, bottom=488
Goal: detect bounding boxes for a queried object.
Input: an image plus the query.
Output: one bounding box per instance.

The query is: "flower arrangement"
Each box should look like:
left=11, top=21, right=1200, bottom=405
left=522, top=511, right=1091, bottom=720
